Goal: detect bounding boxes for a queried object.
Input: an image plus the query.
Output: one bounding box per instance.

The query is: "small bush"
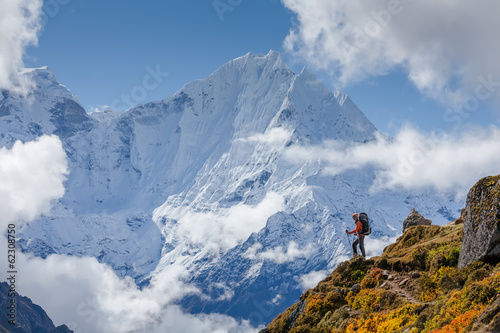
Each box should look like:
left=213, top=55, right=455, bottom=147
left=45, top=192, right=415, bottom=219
left=305, top=291, right=345, bottom=317
left=419, top=273, right=438, bottom=302
left=317, top=306, right=350, bottom=331
left=343, top=304, right=419, bottom=333
left=462, top=282, right=496, bottom=308
left=465, top=267, right=491, bottom=286
left=348, top=289, right=397, bottom=315
left=360, top=268, right=383, bottom=289
left=428, top=306, right=485, bottom=333
left=445, top=248, right=460, bottom=267
left=330, top=257, right=371, bottom=287
left=350, top=270, right=366, bottom=284
left=411, top=247, right=428, bottom=271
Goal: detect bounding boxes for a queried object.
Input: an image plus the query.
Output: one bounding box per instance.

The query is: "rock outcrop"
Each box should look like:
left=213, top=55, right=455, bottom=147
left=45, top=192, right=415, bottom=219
left=402, top=208, right=432, bottom=233
left=446, top=207, right=466, bottom=226
left=0, top=282, right=73, bottom=333
left=458, top=174, right=500, bottom=268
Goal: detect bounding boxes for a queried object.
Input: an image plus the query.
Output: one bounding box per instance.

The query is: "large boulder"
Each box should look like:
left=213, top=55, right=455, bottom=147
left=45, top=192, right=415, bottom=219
left=458, top=174, right=500, bottom=268
left=402, top=208, right=432, bottom=233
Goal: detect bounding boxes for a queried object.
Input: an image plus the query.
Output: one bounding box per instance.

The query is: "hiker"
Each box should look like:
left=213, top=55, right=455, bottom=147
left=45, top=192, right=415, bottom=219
left=346, top=213, right=367, bottom=258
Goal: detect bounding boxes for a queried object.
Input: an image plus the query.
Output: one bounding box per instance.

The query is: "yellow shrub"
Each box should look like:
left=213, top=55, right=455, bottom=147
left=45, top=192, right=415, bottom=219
left=305, top=290, right=344, bottom=316
left=348, top=289, right=387, bottom=314
left=360, top=268, right=383, bottom=289
left=428, top=306, right=485, bottom=333
left=342, top=304, right=418, bottom=333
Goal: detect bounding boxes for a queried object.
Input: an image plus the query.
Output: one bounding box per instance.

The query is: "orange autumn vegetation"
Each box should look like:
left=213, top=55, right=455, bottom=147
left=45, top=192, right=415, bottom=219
left=263, top=224, right=500, bottom=333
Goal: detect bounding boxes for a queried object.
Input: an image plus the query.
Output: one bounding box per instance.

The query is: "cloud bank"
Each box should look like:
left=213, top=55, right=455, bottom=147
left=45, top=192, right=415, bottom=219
left=282, top=0, right=500, bottom=106
left=243, top=241, right=312, bottom=264
left=0, top=136, right=257, bottom=333
left=0, top=0, right=43, bottom=94
left=171, top=192, right=285, bottom=255
left=236, top=128, right=292, bottom=146
left=296, top=270, right=329, bottom=290
left=365, top=235, right=399, bottom=258
left=0, top=135, right=68, bottom=229
left=17, top=255, right=256, bottom=333
left=285, top=125, right=500, bottom=196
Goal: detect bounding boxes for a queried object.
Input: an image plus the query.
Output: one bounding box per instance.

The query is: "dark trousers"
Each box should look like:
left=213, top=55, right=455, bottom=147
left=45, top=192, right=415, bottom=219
left=353, top=234, right=366, bottom=257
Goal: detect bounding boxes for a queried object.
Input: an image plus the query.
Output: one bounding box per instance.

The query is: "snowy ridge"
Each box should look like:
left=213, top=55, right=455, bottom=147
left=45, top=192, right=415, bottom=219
left=0, top=51, right=462, bottom=325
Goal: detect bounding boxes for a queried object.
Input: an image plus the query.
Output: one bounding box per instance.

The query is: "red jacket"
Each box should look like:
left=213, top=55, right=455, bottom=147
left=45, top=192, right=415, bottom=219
left=348, top=221, right=363, bottom=236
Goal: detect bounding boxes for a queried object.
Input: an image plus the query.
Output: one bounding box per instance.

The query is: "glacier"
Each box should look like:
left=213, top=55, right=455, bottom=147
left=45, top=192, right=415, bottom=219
left=0, top=51, right=462, bottom=325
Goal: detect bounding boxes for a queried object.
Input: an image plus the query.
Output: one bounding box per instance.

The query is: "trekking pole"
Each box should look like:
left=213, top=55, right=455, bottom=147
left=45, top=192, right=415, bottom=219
left=345, top=230, right=352, bottom=249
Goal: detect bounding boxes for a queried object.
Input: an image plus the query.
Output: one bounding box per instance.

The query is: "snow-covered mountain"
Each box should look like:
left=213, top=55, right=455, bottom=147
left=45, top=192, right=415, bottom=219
left=1, top=51, right=461, bottom=325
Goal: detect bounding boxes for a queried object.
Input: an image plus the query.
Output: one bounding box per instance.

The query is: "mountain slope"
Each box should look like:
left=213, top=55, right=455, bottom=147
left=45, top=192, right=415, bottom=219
left=262, top=223, right=499, bottom=332
left=0, top=51, right=462, bottom=325
left=261, top=174, right=500, bottom=332
left=0, top=282, right=73, bottom=333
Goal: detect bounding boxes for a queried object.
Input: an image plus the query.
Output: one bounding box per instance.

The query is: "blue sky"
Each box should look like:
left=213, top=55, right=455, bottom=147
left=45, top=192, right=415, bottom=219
left=25, top=1, right=294, bottom=110
left=2, top=2, right=500, bottom=332
left=22, top=0, right=500, bottom=135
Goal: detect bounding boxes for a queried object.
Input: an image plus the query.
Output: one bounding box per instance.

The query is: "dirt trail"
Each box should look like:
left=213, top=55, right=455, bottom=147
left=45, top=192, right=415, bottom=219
left=383, top=272, right=433, bottom=306
left=386, top=279, right=422, bottom=304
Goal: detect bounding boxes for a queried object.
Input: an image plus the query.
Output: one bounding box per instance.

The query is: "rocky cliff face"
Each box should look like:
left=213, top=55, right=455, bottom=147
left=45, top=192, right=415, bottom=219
left=459, top=174, right=500, bottom=268
left=0, top=282, right=73, bottom=333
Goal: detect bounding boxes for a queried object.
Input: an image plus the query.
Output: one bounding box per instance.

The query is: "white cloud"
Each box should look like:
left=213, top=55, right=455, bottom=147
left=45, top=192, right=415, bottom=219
left=13, top=254, right=257, bottom=333
left=365, top=235, right=399, bottom=258
left=0, top=135, right=68, bottom=230
left=243, top=241, right=312, bottom=264
left=236, top=128, right=292, bottom=146
left=175, top=192, right=285, bottom=255
left=0, top=136, right=258, bottom=333
left=296, top=270, right=329, bottom=290
left=0, top=0, right=43, bottom=94
left=282, top=0, right=500, bottom=106
left=271, top=294, right=282, bottom=305
left=333, top=254, right=350, bottom=266
left=285, top=125, right=500, bottom=196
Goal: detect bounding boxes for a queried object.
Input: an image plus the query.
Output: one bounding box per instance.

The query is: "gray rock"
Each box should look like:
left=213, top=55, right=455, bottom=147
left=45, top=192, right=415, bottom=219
left=286, top=300, right=306, bottom=330
left=351, top=283, right=361, bottom=292
left=399, top=278, right=410, bottom=287
left=403, top=208, right=432, bottom=233
left=458, top=175, right=500, bottom=268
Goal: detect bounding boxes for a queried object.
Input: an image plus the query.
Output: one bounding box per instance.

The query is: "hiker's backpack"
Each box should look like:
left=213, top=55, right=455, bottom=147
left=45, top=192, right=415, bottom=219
left=359, top=212, right=371, bottom=235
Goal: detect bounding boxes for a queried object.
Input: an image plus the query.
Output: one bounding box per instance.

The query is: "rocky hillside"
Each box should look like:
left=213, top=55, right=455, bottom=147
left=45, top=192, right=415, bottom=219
left=260, top=174, right=500, bottom=333
left=0, top=282, right=73, bottom=333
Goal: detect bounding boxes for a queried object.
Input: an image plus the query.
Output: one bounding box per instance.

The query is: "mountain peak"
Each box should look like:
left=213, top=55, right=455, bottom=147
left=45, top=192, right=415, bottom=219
left=14, top=66, right=80, bottom=104
left=217, top=50, right=290, bottom=77
left=297, top=66, right=314, bottom=78
left=5, top=51, right=463, bottom=328
left=18, top=65, right=49, bottom=74
left=236, top=49, right=283, bottom=63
